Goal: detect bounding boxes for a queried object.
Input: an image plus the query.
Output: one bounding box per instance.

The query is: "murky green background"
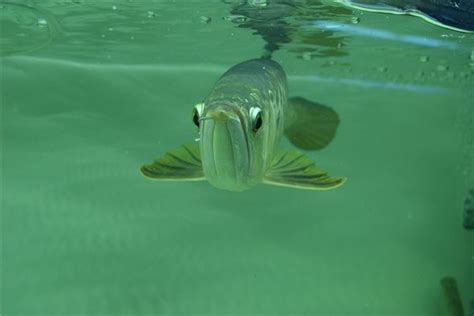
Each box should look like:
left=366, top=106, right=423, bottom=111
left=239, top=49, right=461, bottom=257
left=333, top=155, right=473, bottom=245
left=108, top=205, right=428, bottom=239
left=1, top=0, right=473, bottom=315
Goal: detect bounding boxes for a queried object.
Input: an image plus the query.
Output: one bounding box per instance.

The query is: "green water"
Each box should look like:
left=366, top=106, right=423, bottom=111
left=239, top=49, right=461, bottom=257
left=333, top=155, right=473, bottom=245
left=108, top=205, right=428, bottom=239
left=1, top=1, right=473, bottom=315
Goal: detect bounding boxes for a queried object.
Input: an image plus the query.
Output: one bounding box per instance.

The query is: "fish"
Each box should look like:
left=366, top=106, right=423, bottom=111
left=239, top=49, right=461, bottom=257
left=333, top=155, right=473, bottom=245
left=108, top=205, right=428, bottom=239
left=440, top=276, right=464, bottom=316
left=463, top=188, right=474, bottom=230
left=141, top=58, right=346, bottom=192
left=337, top=0, right=474, bottom=32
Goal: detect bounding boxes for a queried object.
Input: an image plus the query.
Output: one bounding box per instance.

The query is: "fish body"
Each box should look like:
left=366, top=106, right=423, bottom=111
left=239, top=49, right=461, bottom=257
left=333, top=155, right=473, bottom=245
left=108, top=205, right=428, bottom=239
left=141, top=59, right=345, bottom=192
left=463, top=188, right=474, bottom=230
left=200, top=59, right=287, bottom=191
left=440, top=277, right=465, bottom=316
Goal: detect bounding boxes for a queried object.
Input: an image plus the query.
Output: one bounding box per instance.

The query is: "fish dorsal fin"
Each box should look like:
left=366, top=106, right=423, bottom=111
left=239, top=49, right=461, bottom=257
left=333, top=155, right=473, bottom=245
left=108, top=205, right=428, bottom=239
left=285, top=97, right=340, bottom=150
left=140, top=143, right=205, bottom=181
left=263, top=150, right=346, bottom=190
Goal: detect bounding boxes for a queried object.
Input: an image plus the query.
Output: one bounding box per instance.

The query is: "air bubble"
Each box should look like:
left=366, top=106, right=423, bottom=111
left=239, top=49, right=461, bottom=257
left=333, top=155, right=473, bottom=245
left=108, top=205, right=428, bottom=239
left=351, top=17, right=360, bottom=24
left=200, top=16, right=211, bottom=24
left=436, top=65, right=448, bottom=71
left=37, top=18, right=48, bottom=28
left=112, top=5, right=117, bottom=10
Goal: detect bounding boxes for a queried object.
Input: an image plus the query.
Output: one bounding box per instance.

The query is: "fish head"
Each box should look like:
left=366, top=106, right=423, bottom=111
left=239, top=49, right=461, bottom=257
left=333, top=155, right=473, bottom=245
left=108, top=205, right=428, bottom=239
left=193, top=100, right=267, bottom=191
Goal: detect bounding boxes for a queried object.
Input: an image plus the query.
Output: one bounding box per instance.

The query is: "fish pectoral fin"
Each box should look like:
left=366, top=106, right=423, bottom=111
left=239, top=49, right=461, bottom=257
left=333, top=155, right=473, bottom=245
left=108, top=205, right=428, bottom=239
left=140, top=143, right=205, bottom=181
left=263, top=150, right=346, bottom=190
left=285, top=97, right=340, bottom=151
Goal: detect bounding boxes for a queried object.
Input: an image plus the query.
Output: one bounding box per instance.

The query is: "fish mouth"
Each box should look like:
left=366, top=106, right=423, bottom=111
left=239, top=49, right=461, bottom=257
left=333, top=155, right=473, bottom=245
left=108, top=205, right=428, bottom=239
left=200, top=110, right=251, bottom=191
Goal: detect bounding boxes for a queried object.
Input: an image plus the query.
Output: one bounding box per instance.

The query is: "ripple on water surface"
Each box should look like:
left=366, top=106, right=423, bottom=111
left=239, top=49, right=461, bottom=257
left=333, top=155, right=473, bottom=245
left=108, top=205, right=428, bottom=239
left=0, top=2, right=62, bottom=56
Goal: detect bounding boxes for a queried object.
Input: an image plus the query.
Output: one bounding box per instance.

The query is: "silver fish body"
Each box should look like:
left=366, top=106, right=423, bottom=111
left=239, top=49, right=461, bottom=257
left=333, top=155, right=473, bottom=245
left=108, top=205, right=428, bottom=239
left=200, top=58, right=287, bottom=191
left=141, top=59, right=345, bottom=192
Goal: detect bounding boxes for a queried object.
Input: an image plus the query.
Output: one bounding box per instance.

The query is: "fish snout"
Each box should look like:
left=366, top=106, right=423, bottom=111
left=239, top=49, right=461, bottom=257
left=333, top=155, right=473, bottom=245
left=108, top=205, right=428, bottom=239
left=200, top=108, right=253, bottom=191
left=203, top=109, right=240, bottom=122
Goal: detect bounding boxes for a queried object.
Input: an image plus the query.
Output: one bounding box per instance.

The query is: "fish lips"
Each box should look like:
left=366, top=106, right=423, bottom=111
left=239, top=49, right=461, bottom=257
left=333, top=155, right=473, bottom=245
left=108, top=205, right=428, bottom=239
left=200, top=111, right=252, bottom=191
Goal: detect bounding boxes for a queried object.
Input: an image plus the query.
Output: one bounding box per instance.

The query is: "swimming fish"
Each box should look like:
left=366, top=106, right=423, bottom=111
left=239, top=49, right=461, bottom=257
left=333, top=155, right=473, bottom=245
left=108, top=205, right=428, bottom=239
left=337, top=0, right=474, bottom=32
left=141, top=58, right=346, bottom=192
left=440, top=276, right=464, bottom=316
left=463, top=188, right=474, bottom=230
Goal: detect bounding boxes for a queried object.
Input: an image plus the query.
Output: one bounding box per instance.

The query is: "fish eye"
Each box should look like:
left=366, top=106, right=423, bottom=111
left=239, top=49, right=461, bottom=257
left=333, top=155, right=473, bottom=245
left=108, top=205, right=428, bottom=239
left=192, top=108, right=200, bottom=127
left=192, top=103, right=205, bottom=127
left=250, top=107, right=263, bottom=132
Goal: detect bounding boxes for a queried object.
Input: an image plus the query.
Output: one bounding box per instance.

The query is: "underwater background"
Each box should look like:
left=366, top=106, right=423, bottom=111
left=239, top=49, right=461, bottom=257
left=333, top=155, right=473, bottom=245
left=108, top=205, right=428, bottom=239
left=1, top=0, right=473, bottom=315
